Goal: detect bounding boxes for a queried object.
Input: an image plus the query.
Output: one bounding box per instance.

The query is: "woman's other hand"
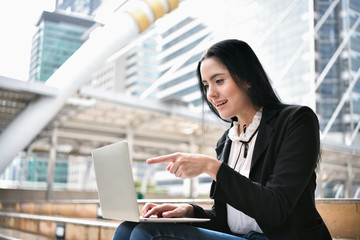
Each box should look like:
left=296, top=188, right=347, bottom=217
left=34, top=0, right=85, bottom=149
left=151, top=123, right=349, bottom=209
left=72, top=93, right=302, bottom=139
left=142, top=203, right=194, bottom=218
left=146, top=153, right=221, bottom=180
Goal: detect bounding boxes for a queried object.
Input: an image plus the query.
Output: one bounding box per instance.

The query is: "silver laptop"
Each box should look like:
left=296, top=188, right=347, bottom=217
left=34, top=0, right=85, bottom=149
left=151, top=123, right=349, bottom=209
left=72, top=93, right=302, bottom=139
left=91, top=141, right=210, bottom=223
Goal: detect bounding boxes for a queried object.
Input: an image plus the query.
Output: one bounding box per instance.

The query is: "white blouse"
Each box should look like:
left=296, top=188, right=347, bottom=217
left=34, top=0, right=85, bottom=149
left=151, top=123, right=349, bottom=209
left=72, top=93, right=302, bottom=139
left=226, top=108, right=263, bottom=234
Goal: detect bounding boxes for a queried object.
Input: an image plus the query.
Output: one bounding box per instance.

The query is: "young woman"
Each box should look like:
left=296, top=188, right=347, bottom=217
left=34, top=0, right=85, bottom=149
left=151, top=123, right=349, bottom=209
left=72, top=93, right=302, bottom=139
left=112, top=39, right=332, bottom=240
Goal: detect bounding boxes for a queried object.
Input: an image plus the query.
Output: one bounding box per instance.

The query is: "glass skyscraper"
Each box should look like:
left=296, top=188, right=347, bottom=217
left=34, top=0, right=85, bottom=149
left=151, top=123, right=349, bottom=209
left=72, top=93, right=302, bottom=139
left=55, top=0, right=103, bottom=16
left=315, top=0, right=360, bottom=145
left=28, top=11, right=96, bottom=82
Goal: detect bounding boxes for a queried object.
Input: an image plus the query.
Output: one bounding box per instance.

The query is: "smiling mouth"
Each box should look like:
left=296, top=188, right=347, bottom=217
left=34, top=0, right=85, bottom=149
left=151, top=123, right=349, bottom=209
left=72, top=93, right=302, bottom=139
left=214, top=100, right=228, bottom=107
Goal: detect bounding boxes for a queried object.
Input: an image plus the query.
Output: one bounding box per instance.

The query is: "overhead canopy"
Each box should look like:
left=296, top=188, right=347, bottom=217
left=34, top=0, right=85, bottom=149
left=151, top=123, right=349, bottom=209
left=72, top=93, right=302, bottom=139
left=0, top=76, right=57, bottom=136
left=0, top=77, right=226, bottom=163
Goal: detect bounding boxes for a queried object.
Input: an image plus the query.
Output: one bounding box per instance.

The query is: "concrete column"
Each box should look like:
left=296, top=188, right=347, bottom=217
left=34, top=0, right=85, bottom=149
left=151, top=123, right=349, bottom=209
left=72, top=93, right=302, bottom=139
left=126, top=126, right=134, bottom=164
left=47, top=128, right=58, bottom=200
left=346, top=159, right=353, bottom=198
left=185, top=135, right=198, bottom=198
left=141, top=165, right=155, bottom=195
left=317, top=164, right=324, bottom=198
left=83, top=156, right=93, bottom=190
left=20, top=150, right=31, bottom=184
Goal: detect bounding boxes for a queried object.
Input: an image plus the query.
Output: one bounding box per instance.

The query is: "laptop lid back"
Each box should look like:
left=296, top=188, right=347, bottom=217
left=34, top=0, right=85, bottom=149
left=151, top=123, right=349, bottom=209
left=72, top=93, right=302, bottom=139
left=92, top=141, right=140, bottom=222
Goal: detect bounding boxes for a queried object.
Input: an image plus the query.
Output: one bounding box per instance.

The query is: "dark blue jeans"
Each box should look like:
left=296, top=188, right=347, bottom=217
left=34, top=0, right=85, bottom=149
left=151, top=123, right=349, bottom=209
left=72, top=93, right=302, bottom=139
left=112, top=221, right=269, bottom=240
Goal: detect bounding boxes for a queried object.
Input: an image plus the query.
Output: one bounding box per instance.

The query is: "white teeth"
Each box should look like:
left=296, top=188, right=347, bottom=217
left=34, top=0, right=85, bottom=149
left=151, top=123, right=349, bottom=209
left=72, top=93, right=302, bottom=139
left=215, top=100, right=227, bottom=107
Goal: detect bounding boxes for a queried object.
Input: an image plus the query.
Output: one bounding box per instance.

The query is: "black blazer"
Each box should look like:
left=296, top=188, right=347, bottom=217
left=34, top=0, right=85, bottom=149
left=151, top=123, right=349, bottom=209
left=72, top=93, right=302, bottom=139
left=192, top=104, right=332, bottom=240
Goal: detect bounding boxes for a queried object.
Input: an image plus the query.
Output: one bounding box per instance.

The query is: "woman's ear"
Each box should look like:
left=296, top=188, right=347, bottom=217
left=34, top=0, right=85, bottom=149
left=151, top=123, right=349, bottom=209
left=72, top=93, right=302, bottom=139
left=244, top=81, right=251, bottom=89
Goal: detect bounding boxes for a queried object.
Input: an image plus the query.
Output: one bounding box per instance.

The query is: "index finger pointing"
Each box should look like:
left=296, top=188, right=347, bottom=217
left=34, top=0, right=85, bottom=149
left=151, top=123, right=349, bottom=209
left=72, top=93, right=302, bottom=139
left=146, top=155, right=175, bottom=164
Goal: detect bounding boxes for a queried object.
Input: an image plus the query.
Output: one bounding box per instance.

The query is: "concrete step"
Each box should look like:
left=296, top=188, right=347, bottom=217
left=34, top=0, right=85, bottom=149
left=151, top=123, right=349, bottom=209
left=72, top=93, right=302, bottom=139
left=0, top=226, right=52, bottom=240
left=0, top=212, right=119, bottom=240
left=0, top=200, right=100, bottom=219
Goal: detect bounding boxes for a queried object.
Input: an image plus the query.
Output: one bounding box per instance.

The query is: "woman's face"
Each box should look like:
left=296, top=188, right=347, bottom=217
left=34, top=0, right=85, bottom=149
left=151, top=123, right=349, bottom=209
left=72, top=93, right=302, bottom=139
left=200, top=57, right=253, bottom=120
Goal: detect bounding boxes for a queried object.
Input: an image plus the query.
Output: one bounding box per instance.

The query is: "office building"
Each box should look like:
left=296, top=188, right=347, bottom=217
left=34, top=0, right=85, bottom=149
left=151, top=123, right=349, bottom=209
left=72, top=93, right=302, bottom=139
left=0, top=153, right=67, bottom=185
left=28, top=11, right=96, bottom=82
left=55, top=0, right=103, bottom=16
left=26, top=153, right=68, bottom=184
left=314, top=0, right=360, bottom=145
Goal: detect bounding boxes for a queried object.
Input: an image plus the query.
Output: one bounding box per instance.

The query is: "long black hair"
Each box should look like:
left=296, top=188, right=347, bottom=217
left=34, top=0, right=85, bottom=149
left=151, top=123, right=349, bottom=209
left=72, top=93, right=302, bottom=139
left=196, top=39, right=281, bottom=121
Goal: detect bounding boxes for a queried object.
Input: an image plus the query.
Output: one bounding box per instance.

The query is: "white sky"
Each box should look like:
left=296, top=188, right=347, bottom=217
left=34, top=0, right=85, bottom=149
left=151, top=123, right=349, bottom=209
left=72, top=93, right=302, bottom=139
left=0, top=0, right=55, bottom=81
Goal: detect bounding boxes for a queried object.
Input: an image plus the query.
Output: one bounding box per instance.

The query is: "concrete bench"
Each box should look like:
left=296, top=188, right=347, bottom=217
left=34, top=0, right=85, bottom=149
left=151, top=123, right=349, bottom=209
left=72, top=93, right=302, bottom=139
left=316, top=199, right=360, bottom=240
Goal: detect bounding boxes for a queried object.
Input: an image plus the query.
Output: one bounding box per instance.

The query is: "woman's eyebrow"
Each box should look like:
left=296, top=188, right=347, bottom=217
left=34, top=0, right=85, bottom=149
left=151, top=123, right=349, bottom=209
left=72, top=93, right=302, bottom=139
left=210, top=73, right=225, bottom=80
left=202, top=73, right=226, bottom=83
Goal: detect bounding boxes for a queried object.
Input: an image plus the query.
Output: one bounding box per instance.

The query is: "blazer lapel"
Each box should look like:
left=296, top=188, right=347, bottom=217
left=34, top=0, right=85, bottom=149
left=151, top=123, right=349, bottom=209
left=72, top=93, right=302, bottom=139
left=250, top=106, right=279, bottom=171
left=222, top=137, right=232, bottom=164
left=251, top=123, right=273, bottom=170
left=216, top=134, right=232, bottom=164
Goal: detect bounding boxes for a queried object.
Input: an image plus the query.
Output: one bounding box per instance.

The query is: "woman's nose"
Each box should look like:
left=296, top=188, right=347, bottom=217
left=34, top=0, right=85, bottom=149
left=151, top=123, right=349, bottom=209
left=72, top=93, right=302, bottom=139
left=207, top=85, right=217, bottom=99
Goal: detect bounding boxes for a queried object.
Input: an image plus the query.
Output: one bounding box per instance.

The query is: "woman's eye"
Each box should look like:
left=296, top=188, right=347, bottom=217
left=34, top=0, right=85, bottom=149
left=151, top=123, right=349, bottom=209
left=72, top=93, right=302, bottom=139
left=215, top=79, right=224, bottom=84
left=203, top=85, right=209, bottom=90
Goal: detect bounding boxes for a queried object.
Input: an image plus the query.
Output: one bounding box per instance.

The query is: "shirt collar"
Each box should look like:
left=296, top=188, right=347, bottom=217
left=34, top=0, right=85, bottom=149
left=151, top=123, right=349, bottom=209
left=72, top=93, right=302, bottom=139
left=228, top=107, right=263, bottom=142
